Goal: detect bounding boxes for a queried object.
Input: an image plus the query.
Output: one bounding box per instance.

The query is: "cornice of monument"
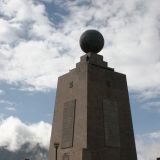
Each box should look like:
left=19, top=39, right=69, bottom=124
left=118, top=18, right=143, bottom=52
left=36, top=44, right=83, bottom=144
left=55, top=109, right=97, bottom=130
left=77, top=52, right=114, bottom=71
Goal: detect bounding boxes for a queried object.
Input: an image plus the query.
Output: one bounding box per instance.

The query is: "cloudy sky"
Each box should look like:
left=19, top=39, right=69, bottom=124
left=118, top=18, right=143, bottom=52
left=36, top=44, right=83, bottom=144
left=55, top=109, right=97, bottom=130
left=0, top=0, right=160, bottom=159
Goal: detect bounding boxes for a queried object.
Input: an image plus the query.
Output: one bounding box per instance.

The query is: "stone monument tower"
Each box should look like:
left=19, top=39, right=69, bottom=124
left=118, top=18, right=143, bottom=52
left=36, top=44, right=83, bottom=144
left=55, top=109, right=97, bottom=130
left=48, top=30, right=137, bottom=160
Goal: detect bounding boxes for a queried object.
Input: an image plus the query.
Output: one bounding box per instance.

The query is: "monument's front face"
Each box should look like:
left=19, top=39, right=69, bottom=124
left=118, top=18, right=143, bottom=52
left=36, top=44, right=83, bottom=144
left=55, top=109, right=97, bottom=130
left=48, top=30, right=137, bottom=160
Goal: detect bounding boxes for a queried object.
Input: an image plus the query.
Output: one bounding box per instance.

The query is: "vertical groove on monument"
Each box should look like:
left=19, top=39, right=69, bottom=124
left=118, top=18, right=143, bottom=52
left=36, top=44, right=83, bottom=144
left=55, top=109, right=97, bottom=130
left=48, top=30, right=137, bottom=160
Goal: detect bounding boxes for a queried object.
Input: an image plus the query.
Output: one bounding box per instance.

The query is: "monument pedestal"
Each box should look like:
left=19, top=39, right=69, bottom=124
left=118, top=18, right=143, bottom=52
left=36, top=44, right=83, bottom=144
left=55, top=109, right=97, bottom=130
left=48, top=53, right=137, bottom=160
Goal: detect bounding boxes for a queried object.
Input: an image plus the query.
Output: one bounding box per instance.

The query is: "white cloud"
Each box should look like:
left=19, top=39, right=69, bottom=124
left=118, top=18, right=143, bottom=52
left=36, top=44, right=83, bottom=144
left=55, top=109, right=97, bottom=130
left=5, top=106, right=16, bottom=111
left=136, top=131, right=160, bottom=160
left=0, top=89, right=5, bottom=95
left=0, top=116, right=51, bottom=151
left=148, top=131, right=160, bottom=139
left=142, top=101, right=160, bottom=112
left=0, top=99, right=14, bottom=106
left=0, top=19, right=21, bottom=43
left=0, top=0, right=160, bottom=100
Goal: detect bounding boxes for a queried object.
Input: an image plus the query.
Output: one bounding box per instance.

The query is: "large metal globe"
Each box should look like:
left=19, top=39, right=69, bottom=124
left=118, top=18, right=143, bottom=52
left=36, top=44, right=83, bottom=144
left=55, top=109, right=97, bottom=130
left=79, top=30, right=104, bottom=54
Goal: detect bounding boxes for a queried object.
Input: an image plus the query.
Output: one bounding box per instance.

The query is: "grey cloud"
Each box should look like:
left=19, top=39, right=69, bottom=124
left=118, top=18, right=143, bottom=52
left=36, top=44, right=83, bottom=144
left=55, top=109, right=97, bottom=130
left=0, top=143, right=48, bottom=160
left=136, top=131, right=160, bottom=160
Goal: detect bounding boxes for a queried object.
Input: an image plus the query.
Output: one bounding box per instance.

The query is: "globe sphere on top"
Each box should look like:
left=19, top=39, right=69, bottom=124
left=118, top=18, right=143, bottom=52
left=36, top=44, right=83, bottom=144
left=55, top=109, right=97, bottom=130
left=79, top=30, right=104, bottom=54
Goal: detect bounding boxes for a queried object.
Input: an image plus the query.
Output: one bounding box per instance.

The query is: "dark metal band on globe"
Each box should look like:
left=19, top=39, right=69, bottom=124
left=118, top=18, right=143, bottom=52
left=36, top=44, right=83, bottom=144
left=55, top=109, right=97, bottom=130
left=79, top=30, right=104, bottom=54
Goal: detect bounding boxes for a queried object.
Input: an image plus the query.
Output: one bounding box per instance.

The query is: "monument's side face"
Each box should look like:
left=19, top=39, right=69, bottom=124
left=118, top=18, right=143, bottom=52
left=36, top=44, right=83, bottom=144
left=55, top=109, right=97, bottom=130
left=83, top=62, right=137, bottom=160
left=48, top=61, right=88, bottom=160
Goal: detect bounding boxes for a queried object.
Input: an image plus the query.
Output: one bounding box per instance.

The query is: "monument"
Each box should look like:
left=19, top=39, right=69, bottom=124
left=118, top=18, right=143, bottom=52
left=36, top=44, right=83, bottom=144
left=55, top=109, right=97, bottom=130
left=48, top=30, right=137, bottom=160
